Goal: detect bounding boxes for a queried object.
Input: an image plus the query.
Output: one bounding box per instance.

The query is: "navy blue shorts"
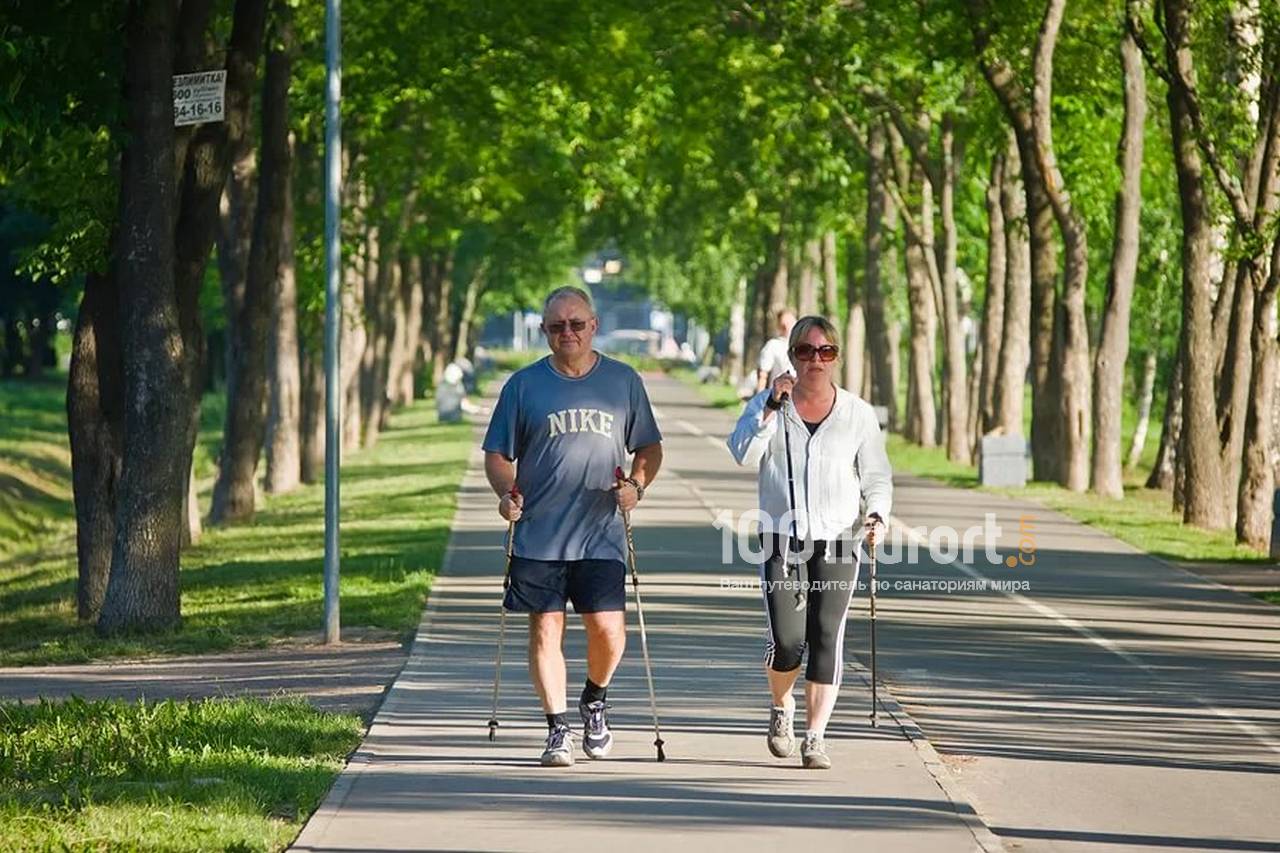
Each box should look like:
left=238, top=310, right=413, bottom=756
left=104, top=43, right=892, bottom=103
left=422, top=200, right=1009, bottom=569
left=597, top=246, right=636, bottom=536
left=503, top=557, right=627, bottom=614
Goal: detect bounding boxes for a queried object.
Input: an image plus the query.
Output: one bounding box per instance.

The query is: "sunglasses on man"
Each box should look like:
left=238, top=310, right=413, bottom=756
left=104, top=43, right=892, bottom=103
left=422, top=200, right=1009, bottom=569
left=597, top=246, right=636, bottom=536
left=791, top=343, right=840, bottom=362
left=544, top=319, right=590, bottom=335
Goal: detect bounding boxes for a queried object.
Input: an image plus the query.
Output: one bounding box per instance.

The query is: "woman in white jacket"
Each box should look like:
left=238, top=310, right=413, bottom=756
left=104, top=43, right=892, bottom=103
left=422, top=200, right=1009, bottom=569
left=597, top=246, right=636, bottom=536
left=727, top=314, right=892, bottom=770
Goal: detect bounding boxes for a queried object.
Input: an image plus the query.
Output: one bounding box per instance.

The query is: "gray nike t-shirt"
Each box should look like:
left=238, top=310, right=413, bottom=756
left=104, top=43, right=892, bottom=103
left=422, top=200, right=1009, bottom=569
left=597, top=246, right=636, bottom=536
left=482, top=353, right=663, bottom=562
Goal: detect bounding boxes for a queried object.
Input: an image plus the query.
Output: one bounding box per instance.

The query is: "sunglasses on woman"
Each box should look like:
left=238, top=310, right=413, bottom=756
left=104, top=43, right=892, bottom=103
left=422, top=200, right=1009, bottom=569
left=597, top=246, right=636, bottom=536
left=791, top=343, right=840, bottom=362
left=544, top=319, right=589, bottom=335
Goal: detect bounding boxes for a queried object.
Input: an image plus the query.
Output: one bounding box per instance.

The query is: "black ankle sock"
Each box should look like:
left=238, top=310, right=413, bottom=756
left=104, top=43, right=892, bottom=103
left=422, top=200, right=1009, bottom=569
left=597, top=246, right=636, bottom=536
left=547, top=712, right=568, bottom=731
left=581, top=678, right=607, bottom=705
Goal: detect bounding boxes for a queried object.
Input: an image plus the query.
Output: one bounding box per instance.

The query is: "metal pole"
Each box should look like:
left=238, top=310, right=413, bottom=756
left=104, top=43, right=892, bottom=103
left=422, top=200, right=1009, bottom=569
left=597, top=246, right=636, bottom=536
left=323, top=0, right=342, bottom=645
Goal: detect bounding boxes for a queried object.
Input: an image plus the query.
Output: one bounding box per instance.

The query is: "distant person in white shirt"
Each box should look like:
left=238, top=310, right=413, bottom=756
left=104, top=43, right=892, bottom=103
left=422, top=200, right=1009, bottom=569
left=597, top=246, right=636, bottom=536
left=756, top=309, right=797, bottom=392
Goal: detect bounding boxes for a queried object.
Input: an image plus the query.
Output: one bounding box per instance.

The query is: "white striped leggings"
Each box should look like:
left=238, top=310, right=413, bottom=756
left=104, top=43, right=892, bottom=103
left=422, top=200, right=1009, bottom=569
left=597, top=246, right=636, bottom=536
left=760, top=535, right=861, bottom=685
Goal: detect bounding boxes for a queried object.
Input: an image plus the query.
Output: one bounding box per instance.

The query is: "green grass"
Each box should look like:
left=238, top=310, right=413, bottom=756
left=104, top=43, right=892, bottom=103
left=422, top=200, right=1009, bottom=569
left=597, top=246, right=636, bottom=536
left=0, top=696, right=363, bottom=852
left=0, top=375, right=74, bottom=561
left=887, top=434, right=1270, bottom=566
left=0, top=387, right=473, bottom=665
left=1258, top=591, right=1280, bottom=605
left=885, top=434, right=979, bottom=489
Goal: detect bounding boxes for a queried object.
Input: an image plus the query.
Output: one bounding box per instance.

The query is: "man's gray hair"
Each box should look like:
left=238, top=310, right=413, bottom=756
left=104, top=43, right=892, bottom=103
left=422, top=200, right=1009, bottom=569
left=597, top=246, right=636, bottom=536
left=543, top=285, right=595, bottom=316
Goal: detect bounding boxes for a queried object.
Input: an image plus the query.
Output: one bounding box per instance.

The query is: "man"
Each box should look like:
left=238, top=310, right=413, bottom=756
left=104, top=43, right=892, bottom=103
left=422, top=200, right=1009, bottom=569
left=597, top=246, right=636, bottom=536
left=756, top=309, right=797, bottom=392
left=482, top=285, right=664, bottom=767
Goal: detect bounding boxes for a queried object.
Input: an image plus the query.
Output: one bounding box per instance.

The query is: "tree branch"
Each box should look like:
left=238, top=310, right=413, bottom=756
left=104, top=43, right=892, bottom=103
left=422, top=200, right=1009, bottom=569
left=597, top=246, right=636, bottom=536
left=1159, top=0, right=1253, bottom=230
left=1124, top=0, right=1173, bottom=85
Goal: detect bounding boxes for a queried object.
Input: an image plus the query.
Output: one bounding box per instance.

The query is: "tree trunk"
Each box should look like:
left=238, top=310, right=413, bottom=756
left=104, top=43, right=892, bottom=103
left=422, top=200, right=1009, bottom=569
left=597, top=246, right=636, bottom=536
left=1235, top=83, right=1280, bottom=545
left=967, top=3, right=1061, bottom=481
left=299, top=338, right=325, bottom=484
left=1030, top=0, right=1091, bottom=492
left=768, top=234, right=790, bottom=321
left=904, top=205, right=938, bottom=445
left=452, top=262, right=485, bottom=364
left=994, top=134, right=1030, bottom=437
left=67, top=269, right=123, bottom=621
left=429, top=249, right=454, bottom=386
left=937, top=115, right=970, bottom=463
left=182, top=463, right=202, bottom=547
left=1148, top=330, right=1183, bottom=490
left=170, top=0, right=268, bottom=564
left=864, top=123, right=897, bottom=428
left=843, top=236, right=866, bottom=395
left=210, top=9, right=291, bottom=524
left=265, top=124, right=300, bottom=495
left=1165, top=0, right=1232, bottom=528
left=1091, top=30, right=1146, bottom=498
left=1127, top=349, right=1158, bottom=470
left=391, top=250, right=424, bottom=406
left=795, top=238, right=818, bottom=316
left=979, top=152, right=1006, bottom=437
left=96, top=0, right=184, bottom=635
left=967, top=337, right=983, bottom=458
left=1236, top=284, right=1278, bottom=548
left=727, top=275, right=747, bottom=385
left=217, top=143, right=256, bottom=384
left=821, top=231, right=839, bottom=319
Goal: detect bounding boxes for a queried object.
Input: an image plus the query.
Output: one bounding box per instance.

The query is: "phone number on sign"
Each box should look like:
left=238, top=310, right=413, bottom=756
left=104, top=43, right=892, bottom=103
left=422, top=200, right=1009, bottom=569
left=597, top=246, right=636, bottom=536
left=174, top=101, right=223, bottom=123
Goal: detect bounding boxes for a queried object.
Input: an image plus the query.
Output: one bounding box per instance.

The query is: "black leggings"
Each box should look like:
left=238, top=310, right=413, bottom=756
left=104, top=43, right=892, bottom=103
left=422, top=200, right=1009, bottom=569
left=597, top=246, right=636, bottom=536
left=760, top=535, right=860, bottom=686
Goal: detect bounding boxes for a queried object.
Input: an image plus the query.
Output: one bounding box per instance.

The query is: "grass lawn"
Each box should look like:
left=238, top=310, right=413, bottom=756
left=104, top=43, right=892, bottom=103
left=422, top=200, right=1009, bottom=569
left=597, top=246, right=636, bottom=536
left=0, top=375, right=74, bottom=561
left=0, top=379, right=473, bottom=665
left=0, top=696, right=363, bottom=852
left=884, top=433, right=1271, bottom=567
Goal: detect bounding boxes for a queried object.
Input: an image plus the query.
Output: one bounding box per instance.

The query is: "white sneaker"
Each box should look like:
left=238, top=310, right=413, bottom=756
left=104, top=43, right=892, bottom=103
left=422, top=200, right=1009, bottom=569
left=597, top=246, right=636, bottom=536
left=768, top=705, right=796, bottom=758
left=540, top=725, right=575, bottom=767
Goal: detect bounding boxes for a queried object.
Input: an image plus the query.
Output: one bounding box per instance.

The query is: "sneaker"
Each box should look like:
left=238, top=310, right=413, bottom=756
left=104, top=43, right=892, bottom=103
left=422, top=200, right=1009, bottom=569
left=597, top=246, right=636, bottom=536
left=801, top=732, right=831, bottom=770
left=767, top=705, right=796, bottom=758
left=579, top=700, right=614, bottom=759
left=540, top=725, right=575, bottom=767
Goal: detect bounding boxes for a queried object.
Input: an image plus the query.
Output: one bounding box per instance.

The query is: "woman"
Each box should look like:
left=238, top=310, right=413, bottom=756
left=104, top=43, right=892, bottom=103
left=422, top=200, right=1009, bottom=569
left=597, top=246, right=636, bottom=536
left=727, top=314, right=892, bottom=769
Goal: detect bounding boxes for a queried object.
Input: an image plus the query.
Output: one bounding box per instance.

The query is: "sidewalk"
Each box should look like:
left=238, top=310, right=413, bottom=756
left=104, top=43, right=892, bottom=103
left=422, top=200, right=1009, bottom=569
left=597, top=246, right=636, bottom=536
left=291, top=372, right=997, bottom=852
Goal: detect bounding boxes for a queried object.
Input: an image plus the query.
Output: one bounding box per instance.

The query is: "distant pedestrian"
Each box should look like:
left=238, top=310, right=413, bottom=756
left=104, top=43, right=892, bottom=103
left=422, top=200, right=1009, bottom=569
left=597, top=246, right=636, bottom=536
left=482, top=286, right=664, bottom=767
left=755, top=309, right=797, bottom=393
left=728, top=314, right=892, bottom=769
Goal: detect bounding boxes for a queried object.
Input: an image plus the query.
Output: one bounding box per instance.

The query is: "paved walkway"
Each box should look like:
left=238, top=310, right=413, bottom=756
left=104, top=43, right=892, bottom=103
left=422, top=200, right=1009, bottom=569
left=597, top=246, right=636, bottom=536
left=294, top=372, right=1280, bottom=853
left=292, top=374, right=994, bottom=852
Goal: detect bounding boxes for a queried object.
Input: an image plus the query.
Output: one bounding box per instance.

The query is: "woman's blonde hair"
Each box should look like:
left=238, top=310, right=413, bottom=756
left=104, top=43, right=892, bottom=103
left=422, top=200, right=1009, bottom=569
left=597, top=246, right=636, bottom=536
left=788, top=315, right=841, bottom=354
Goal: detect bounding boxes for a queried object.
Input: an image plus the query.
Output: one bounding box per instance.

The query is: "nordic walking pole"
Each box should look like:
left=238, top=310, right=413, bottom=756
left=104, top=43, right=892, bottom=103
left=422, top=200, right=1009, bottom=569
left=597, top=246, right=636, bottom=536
left=487, top=484, right=519, bottom=741
left=779, top=390, right=805, bottom=611
left=867, top=521, right=879, bottom=728
left=616, top=466, right=666, bottom=761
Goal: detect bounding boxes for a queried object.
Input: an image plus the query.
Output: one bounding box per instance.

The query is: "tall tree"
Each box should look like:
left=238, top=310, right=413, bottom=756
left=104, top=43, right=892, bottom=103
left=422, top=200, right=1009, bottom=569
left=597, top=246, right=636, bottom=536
left=1092, top=30, right=1147, bottom=498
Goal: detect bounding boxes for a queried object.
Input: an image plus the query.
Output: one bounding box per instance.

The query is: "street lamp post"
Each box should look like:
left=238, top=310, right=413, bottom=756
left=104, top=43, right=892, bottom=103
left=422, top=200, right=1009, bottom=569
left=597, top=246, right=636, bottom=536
left=323, top=0, right=342, bottom=644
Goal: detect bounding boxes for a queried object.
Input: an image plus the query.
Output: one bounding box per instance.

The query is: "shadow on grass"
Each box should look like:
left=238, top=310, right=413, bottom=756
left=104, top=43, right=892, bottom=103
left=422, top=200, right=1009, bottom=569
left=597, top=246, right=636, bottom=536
left=0, top=398, right=471, bottom=665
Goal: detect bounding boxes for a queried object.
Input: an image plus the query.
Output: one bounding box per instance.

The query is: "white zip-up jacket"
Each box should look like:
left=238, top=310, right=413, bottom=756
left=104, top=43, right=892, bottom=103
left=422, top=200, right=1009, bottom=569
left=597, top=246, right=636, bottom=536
left=727, top=387, right=893, bottom=541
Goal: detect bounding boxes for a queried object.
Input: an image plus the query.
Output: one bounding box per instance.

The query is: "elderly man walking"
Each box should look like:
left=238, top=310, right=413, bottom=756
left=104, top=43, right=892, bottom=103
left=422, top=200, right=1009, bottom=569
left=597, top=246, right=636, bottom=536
left=482, top=286, right=664, bottom=767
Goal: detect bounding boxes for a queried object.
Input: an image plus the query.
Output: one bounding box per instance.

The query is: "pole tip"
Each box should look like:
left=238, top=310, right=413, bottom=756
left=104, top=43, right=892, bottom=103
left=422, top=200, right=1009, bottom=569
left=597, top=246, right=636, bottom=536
left=614, top=465, right=625, bottom=481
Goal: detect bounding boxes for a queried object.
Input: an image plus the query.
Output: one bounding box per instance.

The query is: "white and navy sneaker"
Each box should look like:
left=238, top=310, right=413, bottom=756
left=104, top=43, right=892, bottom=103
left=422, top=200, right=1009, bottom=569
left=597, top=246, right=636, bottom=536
left=540, top=725, right=575, bottom=767
left=579, top=700, right=614, bottom=759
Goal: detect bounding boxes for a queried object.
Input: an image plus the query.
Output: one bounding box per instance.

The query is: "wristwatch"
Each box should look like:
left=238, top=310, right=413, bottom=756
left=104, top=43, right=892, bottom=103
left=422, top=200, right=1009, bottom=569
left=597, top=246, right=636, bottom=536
left=623, top=476, right=645, bottom=501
